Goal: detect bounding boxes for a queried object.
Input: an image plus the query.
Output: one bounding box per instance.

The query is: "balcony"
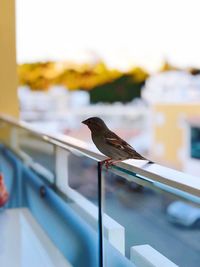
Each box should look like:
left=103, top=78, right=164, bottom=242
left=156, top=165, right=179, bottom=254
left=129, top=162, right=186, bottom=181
left=0, top=114, right=200, bottom=267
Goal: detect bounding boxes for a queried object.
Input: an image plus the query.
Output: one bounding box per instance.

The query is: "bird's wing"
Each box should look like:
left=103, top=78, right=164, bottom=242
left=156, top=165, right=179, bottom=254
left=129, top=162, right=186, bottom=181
left=104, top=131, right=146, bottom=160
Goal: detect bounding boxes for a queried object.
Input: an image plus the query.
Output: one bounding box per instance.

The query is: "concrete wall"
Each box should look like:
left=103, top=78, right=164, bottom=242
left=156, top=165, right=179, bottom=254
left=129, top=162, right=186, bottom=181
left=151, top=103, right=200, bottom=170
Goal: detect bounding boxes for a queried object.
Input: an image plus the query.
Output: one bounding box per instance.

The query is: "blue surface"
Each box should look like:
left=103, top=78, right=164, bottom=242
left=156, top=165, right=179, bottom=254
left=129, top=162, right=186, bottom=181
left=0, top=144, right=135, bottom=267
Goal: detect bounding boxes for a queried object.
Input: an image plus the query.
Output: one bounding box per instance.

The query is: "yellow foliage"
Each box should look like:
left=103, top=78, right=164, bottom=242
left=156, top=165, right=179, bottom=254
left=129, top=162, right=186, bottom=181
left=129, top=67, right=149, bottom=82
left=18, top=61, right=147, bottom=91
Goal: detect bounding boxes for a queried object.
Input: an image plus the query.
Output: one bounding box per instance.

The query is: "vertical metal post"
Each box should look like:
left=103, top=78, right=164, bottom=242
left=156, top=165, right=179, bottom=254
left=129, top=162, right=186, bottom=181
left=98, top=161, right=103, bottom=267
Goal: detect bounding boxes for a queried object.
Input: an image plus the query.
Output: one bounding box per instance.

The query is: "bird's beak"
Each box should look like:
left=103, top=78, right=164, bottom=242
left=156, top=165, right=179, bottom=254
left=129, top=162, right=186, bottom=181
left=82, top=119, right=87, bottom=125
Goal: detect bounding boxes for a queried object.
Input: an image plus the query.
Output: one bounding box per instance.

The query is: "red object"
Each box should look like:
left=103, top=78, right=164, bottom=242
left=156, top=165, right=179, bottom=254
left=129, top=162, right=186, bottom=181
left=0, top=173, right=9, bottom=207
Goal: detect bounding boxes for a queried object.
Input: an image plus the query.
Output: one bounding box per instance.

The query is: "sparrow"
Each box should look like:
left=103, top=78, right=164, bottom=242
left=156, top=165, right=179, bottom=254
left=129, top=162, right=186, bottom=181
left=82, top=117, right=153, bottom=168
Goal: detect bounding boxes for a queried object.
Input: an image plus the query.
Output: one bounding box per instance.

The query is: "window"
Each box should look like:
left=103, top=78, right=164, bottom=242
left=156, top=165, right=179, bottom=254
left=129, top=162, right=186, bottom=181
left=191, top=126, right=200, bottom=159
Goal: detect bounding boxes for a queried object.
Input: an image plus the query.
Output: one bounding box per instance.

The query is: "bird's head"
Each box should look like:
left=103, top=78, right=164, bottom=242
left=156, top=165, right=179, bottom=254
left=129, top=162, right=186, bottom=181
left=82, top=117, right=108, bottom=133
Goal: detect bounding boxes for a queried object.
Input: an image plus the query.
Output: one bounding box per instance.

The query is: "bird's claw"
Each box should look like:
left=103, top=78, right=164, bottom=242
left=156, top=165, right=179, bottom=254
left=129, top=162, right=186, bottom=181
left=100, top=158, right=113, bottom=169
left=105, top=161, right=113, bottom=169
left=101, top=159, right=124, bottom=169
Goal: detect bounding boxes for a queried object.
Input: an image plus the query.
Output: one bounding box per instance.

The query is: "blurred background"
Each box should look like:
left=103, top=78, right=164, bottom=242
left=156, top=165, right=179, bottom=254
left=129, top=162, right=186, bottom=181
left=16, top=0, right=200, bottom=176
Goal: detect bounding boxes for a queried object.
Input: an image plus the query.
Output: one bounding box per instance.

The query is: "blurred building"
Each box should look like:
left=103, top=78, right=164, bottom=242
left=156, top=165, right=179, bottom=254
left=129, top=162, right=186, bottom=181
left=142, top=71, right=200, bottom=172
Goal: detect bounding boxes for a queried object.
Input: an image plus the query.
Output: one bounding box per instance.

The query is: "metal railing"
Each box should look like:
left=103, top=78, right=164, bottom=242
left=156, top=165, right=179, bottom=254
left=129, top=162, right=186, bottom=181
left=1, top=114, right=200, bottom=198
left=0, top=114, right=200, bottom=267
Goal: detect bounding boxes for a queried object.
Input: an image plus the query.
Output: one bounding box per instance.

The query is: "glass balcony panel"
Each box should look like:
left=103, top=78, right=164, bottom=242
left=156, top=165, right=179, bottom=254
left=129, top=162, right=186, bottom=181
left=1, top=116, right=200, bottom=267
left=102, top=165, right=200, bottom=267
left=0, top=120, right=99, bottom=267
left=68, top=153, right=98, bottom=203
left=18, top=130, right=55, bottom=172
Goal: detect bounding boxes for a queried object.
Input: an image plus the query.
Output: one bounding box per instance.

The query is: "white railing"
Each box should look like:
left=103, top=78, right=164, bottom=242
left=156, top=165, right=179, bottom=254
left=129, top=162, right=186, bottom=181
left=0, top=114, right=125, bottom=255
left=0, top=114, right=200, bottom=267
left=1, top=114, right=200, bottom=198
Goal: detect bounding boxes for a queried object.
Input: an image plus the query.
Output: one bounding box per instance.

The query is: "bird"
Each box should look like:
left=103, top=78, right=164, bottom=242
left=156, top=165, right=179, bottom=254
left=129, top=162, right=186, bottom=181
left=82, top=117, right=153, bottom=168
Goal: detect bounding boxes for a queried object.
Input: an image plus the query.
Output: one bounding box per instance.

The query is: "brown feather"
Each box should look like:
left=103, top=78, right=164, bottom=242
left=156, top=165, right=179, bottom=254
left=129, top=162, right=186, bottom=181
left=104, top=130, right=146, bottom=160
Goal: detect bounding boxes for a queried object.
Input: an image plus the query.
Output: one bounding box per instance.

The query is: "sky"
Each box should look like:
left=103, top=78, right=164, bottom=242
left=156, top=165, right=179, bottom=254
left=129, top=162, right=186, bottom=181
left=16, top=0, right=200, bottom=71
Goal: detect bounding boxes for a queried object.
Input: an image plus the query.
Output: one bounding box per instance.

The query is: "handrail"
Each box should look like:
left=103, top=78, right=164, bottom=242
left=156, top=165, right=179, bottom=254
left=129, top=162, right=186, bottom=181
left=0, top=114, right=200, bottom=198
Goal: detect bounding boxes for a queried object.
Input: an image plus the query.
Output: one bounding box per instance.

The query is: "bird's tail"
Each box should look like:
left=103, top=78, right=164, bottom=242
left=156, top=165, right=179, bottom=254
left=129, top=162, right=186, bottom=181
left=142, top=159, right=154, bottom=168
